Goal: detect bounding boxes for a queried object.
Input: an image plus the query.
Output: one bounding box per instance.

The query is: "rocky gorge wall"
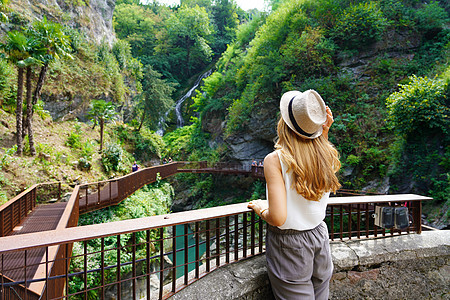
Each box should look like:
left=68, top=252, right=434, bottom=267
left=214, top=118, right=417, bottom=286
left=7, top=0, right=116, bottom=46
left=171, top=230, right=450, bottom=299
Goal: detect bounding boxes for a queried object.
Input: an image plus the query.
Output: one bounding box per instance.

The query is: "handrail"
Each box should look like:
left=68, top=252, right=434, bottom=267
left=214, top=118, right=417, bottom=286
left=0, top=202, right=251, bottom=253
left=0, top=184, right=38, bottom=212
left=0, top=184, right=38, bottom=237
left=0, top=194, right=431, bottom=254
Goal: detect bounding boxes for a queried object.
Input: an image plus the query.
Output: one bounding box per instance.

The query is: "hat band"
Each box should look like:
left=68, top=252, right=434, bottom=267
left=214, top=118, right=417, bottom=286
left=288, top=96, right=314, bottom=137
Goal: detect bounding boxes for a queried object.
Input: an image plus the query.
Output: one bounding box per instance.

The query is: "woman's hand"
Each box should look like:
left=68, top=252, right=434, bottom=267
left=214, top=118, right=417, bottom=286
left=248, top=199, right=268, bottom=218
left=322, top=106, right=334, bottom=140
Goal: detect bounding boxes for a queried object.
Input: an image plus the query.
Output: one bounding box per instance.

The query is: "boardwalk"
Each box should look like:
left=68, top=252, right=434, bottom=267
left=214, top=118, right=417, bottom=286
left=2, top=202, right=67, bottom=289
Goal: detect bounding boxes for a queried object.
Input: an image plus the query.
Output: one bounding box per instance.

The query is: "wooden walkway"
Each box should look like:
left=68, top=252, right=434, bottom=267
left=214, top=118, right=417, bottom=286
left=2, top=202, right=67, bottom=288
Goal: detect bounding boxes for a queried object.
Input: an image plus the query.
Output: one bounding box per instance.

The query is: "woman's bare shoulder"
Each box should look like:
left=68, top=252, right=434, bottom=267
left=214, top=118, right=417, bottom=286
left=264, top=151, right=281, bottom=170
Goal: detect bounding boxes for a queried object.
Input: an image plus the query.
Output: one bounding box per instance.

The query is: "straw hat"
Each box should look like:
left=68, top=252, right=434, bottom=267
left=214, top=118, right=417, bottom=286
left=280, top=90, right=327, bottom=139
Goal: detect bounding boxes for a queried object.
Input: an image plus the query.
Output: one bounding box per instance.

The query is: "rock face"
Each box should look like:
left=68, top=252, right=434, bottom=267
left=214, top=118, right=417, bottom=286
left=171, top=230, right=450, bottom=299
left=8, top=0, right=116, bottom=46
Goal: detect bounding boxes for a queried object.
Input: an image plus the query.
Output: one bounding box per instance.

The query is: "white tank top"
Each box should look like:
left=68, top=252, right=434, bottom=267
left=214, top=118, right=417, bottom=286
left=269, top=150, right=329, bottom=231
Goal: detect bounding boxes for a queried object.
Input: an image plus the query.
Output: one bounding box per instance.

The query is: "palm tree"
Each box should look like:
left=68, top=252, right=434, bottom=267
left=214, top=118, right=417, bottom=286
left=2, top=31, right=33, bottom=155
left=23, top=17, right=72, bottom=156
left=88, top=100, right=117, bottom=151
left=31, top=17, right=72, bottom=109
left=23, top=53, right=42, bottom=156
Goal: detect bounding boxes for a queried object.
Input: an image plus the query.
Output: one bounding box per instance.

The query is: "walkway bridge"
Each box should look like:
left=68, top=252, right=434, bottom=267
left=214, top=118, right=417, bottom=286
left=0, top=161, right=431, bottom=299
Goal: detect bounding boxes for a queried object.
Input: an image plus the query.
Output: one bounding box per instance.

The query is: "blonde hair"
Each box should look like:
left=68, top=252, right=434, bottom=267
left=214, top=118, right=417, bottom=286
left=275, top=118, right=341, bottom=201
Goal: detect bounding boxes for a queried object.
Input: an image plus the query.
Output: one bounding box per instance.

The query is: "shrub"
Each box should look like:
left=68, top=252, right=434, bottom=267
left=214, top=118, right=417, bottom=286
left=78, top=156, right=91, bottom=171
left=331, top=1, right=389, bottom=49
left=0, top=145, right=17, bottom=170
left=34, top=100, right=51, bottom=120
left=346, top=154, right=361, bottom=166
left=0, top=58, right=14, bottom=107
left=414, top=1, right=448, bottom=33
left=386, top=75, right=449, bottom=136
left=281, top=27, right=336, bottom=78
left=101, top=142, right=124, bottom=173
left=65, top=132, right=82, bottom=149
left=80, top=140, right=96, bottom=157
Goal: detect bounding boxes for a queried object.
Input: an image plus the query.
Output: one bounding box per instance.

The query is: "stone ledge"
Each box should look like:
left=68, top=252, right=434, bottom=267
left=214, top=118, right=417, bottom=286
left=331, top=230, right=450, bottom=271
left=169, top=231, right=449, bottom=299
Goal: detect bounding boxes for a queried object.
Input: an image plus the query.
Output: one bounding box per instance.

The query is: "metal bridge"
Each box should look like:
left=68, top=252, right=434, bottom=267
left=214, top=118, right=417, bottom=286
left=0, top=161, right=431, bottom=299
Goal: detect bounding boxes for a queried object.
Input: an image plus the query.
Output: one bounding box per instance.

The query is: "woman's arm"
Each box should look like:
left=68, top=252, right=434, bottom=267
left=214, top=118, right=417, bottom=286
left=322, top=106, right=334, bottom=140
left=248, top=152, right=287, bottom=227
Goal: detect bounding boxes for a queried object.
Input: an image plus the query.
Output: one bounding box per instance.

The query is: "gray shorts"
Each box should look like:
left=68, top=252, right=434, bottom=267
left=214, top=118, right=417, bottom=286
left=266, top=222, right=333, bottom=300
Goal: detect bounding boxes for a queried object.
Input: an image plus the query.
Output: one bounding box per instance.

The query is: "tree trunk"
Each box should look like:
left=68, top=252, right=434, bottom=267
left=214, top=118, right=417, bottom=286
left=31, top=63, right=48, bottom=115
left=138, top=110, right=145, bottom=132
left=26, top=67, right=36, bottom=156
left=99, top=118, right=104, bottom=151
left=16, top=67, right=24, bottom=155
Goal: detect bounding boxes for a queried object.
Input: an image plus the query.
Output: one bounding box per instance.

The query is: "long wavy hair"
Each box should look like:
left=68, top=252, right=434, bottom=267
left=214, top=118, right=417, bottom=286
left=275, top=118, right=341, bottom=201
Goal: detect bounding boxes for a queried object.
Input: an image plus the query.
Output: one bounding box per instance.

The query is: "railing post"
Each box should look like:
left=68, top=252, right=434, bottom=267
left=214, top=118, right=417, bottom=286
left=243, top=212, right=247, bottom=258
left=195, top=222, right=200, bottom=278
left=101, top=238, right=105, bottom=300
left=132, top=233, right=137, bottom=300
left=58, top=182, right=61, bottom=202
left=159, top=228, right=164, bottom=300
left=330, top=206, right=334, bottom=241
left=146, top=230, right=151, bottom=300
left=85, top=186, right=88, bottom=211
left=184, top=224, right=188, bottom=286
left=172, top=225, right=177, bottom=293
left=117, top=235, right=121, bottom=300
left=206, top=220, right=210, bottom=272
left=225, top=217, right=230, bottom=264
left=413, top=200, right=422, bottom=234
left=97, top=183, right=101, bottom=205
left=0, top=210, right=3, bottom=237
left=251, top=211, right=255, bottom=256
left=348, top=204, right=352, bottom=240
left=216, top=218, right=220, bottom=267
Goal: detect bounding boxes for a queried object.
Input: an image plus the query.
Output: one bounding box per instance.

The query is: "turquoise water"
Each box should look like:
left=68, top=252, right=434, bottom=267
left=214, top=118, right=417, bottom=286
left=168, top=224, right=208, bottom=279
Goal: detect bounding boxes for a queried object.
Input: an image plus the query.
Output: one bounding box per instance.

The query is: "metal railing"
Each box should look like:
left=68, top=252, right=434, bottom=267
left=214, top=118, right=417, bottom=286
left=0, top=182, right=63, bottom=238
left=177, top=161, right=264, bottom=178
left=0, top=193, right=431, bottom=300
left=79, top=162, right=180, bottom=214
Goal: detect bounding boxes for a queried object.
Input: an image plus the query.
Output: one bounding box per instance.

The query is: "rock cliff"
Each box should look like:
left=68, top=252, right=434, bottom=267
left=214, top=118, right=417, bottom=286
left=216, top=29, right=422, bottom=169
left=8, top=0, right=115, bottom=45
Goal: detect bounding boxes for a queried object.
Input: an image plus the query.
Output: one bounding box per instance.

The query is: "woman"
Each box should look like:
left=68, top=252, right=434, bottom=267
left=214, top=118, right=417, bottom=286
left=248, top=90, right=341, bottom=300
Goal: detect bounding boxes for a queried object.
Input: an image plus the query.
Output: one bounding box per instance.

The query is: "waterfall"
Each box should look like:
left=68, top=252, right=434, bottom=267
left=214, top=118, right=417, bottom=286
left=156, top=69, right=212, bottom=136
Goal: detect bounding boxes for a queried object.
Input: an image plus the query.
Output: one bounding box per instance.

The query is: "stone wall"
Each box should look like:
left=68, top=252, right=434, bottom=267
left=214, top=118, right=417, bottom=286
left=170, top=230, right=450, bottom=299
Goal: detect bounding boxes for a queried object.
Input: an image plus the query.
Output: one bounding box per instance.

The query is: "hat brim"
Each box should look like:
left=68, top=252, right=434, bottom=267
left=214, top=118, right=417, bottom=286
left=280, top=90, right=325, bottom=139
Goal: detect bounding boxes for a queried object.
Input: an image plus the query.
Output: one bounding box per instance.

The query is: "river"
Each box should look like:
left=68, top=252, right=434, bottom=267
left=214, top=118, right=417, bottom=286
left=169, top=224, right=208, bottom=279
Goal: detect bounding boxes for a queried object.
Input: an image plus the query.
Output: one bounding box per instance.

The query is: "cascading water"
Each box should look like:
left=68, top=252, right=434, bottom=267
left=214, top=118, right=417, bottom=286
left=156, top=69, right=212, bottom=135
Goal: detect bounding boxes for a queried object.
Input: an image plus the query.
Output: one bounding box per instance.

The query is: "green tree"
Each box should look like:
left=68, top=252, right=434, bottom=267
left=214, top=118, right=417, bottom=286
left=31, top=17, right=72, bottom=113
left=113, top=3, right=160, bottom=58
left=1, top=31, right=34, bottom=155
left=165, top=5, right=213, bottom=77
left=137, top=65, right=176, bottom=131
left=88, top=100, right=117, bottom=151
left=211, top=0, right=239, bottom=54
